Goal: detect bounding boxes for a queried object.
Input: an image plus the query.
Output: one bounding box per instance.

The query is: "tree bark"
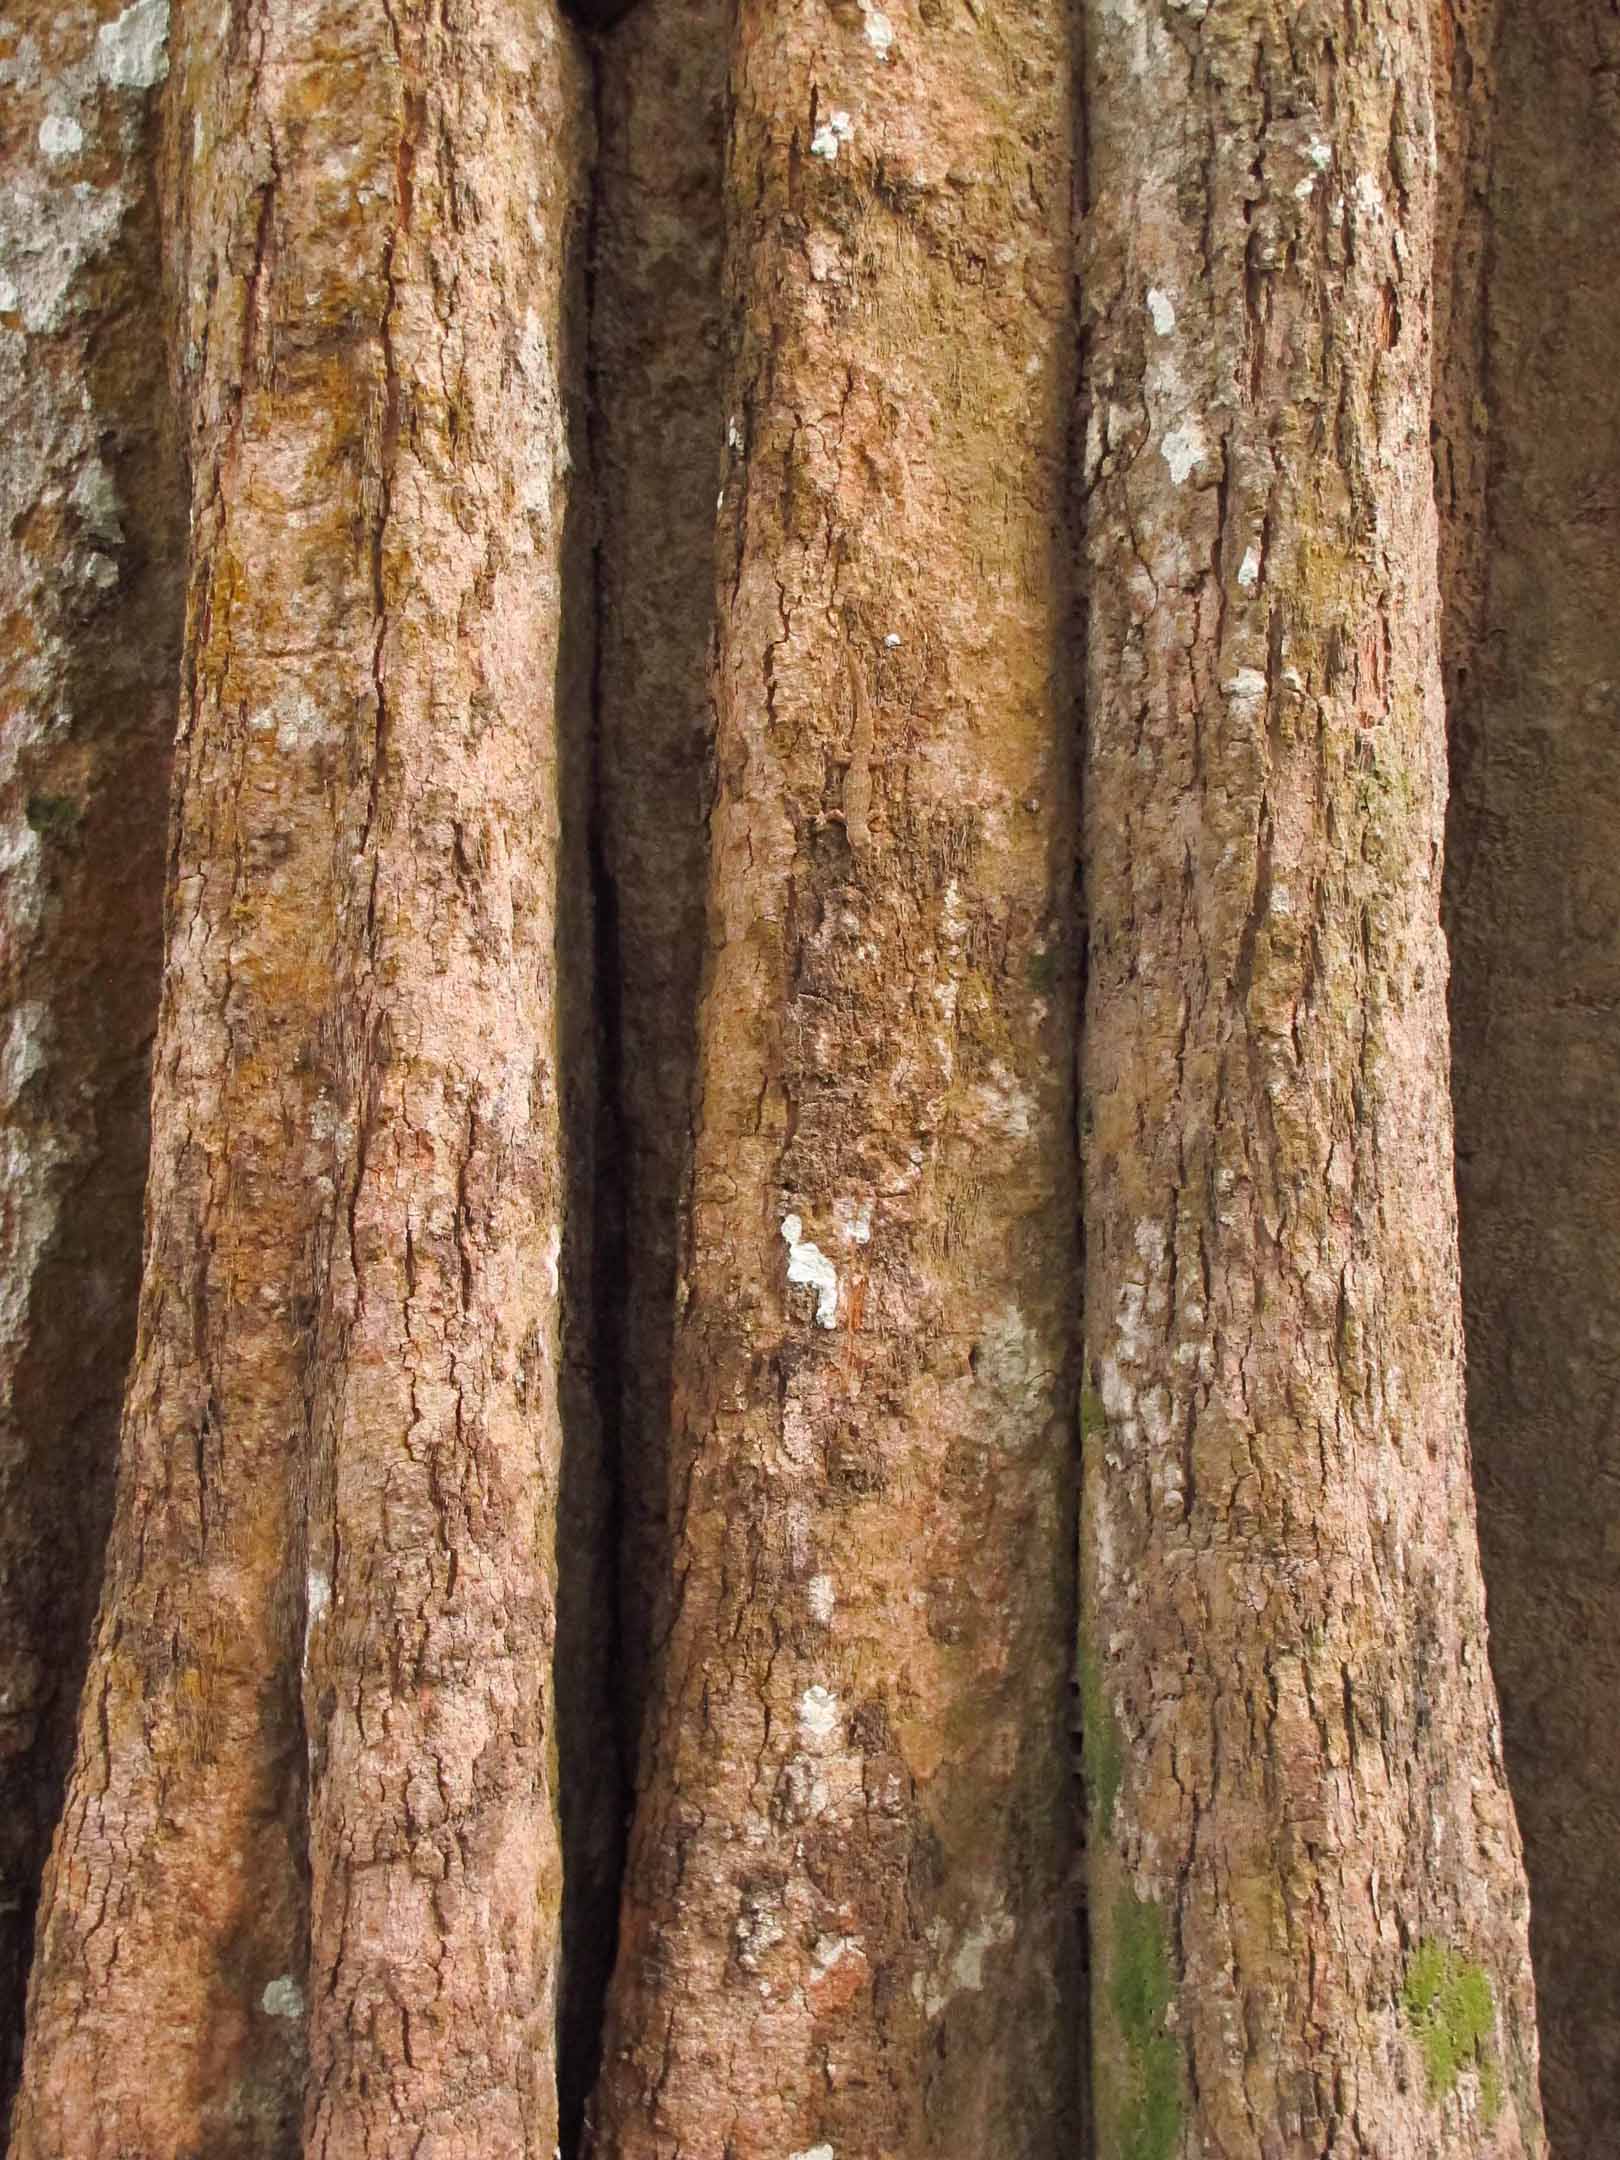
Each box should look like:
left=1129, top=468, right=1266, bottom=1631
left=0, top=0, right=181, bottom=2110
left=2, top=0, right=1607, bottom=2149
left=1440, top=1, right=1620, bottom=2150
left=587, top=2, right=1082, bottom=2153
left=1078, top=0, right=1544, bottom=2152
left=9, top=1, right=591, bottom=2152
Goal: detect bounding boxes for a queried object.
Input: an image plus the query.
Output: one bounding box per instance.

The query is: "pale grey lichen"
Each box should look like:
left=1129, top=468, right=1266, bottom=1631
left=96, top=0, right=170, bottom=90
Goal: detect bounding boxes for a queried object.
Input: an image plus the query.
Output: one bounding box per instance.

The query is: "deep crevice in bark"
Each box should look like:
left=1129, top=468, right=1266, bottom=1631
left=1438, top=1, right=1620, bottom=2146
left=554, top=34, right=630, bottom=2152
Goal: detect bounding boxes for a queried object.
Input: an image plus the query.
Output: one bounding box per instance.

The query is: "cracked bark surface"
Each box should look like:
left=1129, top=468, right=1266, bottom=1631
left=586, top=3, right=1082, bottom=2153
left=9, top=0, right=590, bottom=2151
left=0, top=0, right=1604, bottom=2150
left=1079, top=0, right=1543, bottom=2152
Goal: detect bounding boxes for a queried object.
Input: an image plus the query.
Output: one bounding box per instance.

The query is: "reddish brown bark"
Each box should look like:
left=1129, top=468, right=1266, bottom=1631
left=587, top=4, right=1082, bottom=2154
left=1079, top=0, right=1544, bottom=2151
left=10, top=1, right=591, bottom=2151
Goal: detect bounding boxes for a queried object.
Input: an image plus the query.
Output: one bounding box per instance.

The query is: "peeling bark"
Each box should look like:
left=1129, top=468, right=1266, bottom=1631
left=10, top=0, right=591, bottom=2151
left=0, top=0, right=181, bottom=2111
left=1079, top=1, right=1544, bottom=2152
left=1441, top=3, right=1620, bottom=2151
left=588, top=4, right=1082, bottom=2153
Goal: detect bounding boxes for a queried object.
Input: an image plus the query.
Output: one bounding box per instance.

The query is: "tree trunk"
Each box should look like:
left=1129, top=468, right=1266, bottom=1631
left=1, top=0, right=1599, bottom=2151
left=9, top=1, right=591, bottom=2151
left=1078, top=0, right=1544, bottom=2152
left=587, top=4, right=1082, bottom=2153
left=0, top=0, right=181, bottom=2112
left=1439, top=0, right=1620, bottom=2150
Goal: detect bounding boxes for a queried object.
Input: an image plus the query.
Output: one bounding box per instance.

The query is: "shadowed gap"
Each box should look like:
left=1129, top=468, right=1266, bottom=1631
left=1436, top=2, right=1620, bottom=2148
left=553, top=0, right=726, bottom=2146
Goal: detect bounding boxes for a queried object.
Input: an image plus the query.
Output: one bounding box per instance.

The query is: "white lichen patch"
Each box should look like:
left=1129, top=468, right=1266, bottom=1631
left=781, top=1214, right=839, bottom=1328
left=1352, top=172, right=1386, bottom=226
left=835, top=1197, right=872, bottom=1245
left=1146, top=286, right=1176, bottom=337
left=97, top=0, right=170, bottom=89
left=0, top=1002, right=51, bottom=1108
left=38, top=115, right=85, bottom=159
left=260, top=1974, right=304, bottom=2019
left=0, top=175, right=124, bottom=334
left=812, top=1933, right=861, bottom=1976
left=790, top=2147, right=836, bottom=2160
left=914, top=1903, right=1016, bottom=2019
left=798, top=1683, right=841, bottom=1746
left=810, top=110, right=854, bottom=161
left=860, top=0, right=893, bottom=56
left=1160, top=422, right=1208, bottom=486
left=303, top=1569, right=330, bottom=1674
left=71, top=455, right=123, bottom=542
left=1223, top=667, right=1269, bottom=701
left=1238, top=543, right=1261, bottom=590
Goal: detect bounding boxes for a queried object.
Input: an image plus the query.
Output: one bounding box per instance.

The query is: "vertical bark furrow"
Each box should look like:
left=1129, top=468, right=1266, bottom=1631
left=557, top=6, right=729, bottom=2142
left=590, top=0, right=727, bottom=1804
left=1080, top=1, right=1543, bottom=2153
left=1441, top=3, right=1620, bottom=2149
left=590, top=4, right=1082, bottom=2154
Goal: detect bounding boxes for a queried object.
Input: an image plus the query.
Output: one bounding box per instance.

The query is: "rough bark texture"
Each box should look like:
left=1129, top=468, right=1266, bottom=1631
left=1079, top=1, right=1544, bottom=2153
left=1440, top=3, right=1620, bottom=2151
left=0, top=0, right=181, bottom=2111
left=6, top=0, right=1615, bottom=2148
left=587, top=2, right=1082, bottom=2154
left=9, top=0, right=590, bottom=2151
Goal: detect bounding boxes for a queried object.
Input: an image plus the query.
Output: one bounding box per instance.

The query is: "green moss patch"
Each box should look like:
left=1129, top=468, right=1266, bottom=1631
left=1402, top=1940, right=1500, bottom=2113
left=1104, top=1890, right=1184, bottom=2160
left=25, top=791, right=81, bottom=842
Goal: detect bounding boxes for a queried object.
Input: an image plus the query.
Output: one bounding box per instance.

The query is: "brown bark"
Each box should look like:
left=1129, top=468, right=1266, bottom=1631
left=587, top=5, right=1082, bottom=2154
left=0, top=0, right=182, bottom=2110
left=1079, top=0, right=1544, bottom=2153
left=9, top=0, right=591, bottom=2152
left=1439, top=2, right=1620, bottom=2151
left=4, top=0, right=1609, bottom=2149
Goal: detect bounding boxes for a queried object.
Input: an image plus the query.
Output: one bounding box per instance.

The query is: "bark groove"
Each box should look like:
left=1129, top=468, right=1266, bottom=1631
left=1440, top=1, right=1620, bottom=2149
